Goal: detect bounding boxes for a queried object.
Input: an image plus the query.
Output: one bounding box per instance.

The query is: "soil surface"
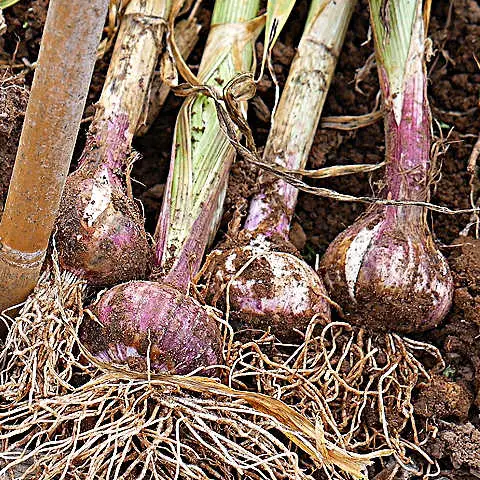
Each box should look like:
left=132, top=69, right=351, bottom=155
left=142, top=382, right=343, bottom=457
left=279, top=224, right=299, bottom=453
left=0, top=72, right=28, bottom=210
left=1, top=0, right=480, bottom=477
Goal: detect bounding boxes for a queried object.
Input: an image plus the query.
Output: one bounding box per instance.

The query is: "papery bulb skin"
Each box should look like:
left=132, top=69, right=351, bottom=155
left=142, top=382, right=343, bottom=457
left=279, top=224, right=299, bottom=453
left=81, top=281, right=222, bottom=375
left=203, top=232, right=331, bottom=341
left=320, top=206, right=453, bottom=334
left=56, top=167, right=150, bottom=286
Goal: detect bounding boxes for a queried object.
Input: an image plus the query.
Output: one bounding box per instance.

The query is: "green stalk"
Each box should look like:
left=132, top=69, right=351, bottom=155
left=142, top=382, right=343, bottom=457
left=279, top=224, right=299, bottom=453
left=244, top=0, right=356, bottom=235
left=320, top=0, right=453, bottom=341
left=369, top=0, right=419, bottom=125
left=258, top=0, right=296, bottom=82
left=369, top=0, right=430, bottom=206
left=154, top=0, right=261, bottom=289
left=0, top=0, right=21, bottom=8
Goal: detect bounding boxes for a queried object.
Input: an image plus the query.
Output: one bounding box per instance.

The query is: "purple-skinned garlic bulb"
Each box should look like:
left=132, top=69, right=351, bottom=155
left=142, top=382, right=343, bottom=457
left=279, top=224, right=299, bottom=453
left=319, top=0, right=453, bottom=334
left=204, top=231, right=330, bottom=340
left=320, top=205, right=452, bottom=333
left=57, top=116, right=150, bottom=286
left=201, top=0, right=358, bottom=340
left=83, top=281, right=221, bottom=374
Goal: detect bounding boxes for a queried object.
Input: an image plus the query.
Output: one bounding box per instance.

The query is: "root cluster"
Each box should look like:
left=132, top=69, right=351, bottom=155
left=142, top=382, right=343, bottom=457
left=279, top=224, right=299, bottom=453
left=1, top=376, right=312, bottom=479
left=0, top=261, right=379, bottom=480
left=226, top=318, right=445, bottom=476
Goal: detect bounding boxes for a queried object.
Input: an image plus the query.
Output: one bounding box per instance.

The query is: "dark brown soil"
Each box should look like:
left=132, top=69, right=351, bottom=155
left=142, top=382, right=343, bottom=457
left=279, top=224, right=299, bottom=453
left=1, top=0, right=480, bottom=477
left=1, top=0, right=47, bottom=62
left=414, top=373, right=473, bottom=421
left=0, top=72, right=28, bottom=211
left=429, top=237, right=480, bottom=401
left=428, top=422, right=480, bottom=472
left=0, top=1, right=47, bottom=211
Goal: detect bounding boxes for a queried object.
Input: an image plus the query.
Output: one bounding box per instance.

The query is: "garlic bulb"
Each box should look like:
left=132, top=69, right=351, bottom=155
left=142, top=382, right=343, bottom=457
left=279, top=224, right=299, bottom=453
left=204, top=233, right=330, bottom=340
left=320, top=206, right=452, bottom=333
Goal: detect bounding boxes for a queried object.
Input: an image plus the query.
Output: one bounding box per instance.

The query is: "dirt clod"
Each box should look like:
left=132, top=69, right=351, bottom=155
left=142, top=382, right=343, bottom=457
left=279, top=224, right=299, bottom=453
left=414, top=374, right=473, bottom=421
left=430, top=423, right=480, bottom=470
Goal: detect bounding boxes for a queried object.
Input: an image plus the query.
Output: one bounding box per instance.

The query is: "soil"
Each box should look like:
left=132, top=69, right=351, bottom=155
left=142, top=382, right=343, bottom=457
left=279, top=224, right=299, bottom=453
left=0, top=71, right=28, bottom=210
left=414, top=373, right=473, bottom=421
left=1, top=0, right=480, bottom=477
left=428, top=422, right=480, bottom=471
